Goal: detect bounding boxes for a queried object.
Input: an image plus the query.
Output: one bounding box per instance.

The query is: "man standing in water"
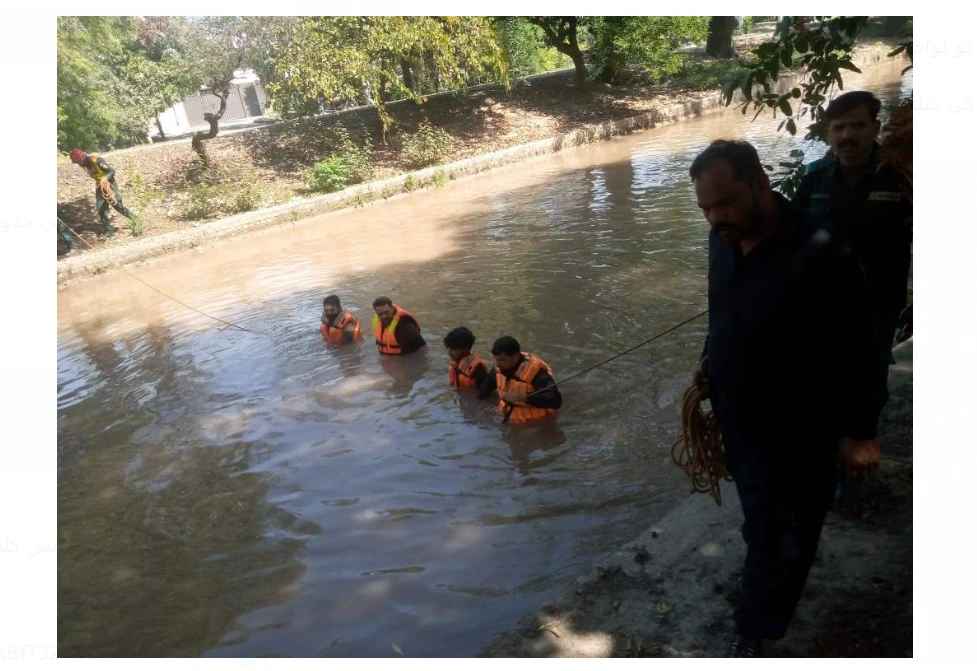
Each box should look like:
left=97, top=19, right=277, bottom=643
left=320, top=295, right=362, bottom=345
left=372, top=297, right=426, bottom=355
left=477, top=336, right=562, bottom=424
left=690, top=140, right=881, bottom=656
left=793, top=91, right=912, bottom=417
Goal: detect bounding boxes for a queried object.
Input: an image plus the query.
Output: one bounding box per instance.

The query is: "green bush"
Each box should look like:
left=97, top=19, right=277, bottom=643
left=231, top=184, right=263, bottom=213
left=400, top=120, right=453, bottom=169
left=128, top=216, right=144, bottom=237
left=672, top=60, right=751, bottom=91
left=181, top=172, right=265, bottom=220
left=303, top=155, right=353, bottom=193
left=302, top=125, right=373, bottom=193
left=182, top=182, right=217, bottom=220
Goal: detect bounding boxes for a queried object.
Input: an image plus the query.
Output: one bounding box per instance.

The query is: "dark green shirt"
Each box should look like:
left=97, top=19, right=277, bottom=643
left=793, top=145, right=912, bottom=321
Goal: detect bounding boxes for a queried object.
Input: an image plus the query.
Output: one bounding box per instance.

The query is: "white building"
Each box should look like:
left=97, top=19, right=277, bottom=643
left=150, top=68, right=268, bottom=139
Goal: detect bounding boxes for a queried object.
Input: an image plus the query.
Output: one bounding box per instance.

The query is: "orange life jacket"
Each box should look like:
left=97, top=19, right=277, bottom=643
left=448, top=351, right=488, bottom=389
left=497, top=352, right=557, bottom=424
left=320, top=310, right=362, bottom=344
left=372, top=305, right=420, bottom=355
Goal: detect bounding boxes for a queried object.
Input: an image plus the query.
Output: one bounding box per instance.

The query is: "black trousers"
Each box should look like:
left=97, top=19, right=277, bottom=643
left=874, top=314, right=899, bottom=409
left=722, top=426, right=836, bottom=640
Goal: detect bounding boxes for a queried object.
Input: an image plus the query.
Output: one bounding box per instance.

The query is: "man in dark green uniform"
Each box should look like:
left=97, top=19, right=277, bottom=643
left=793, top=91, right=912, bottom=415
left=69, top=148, right=139, bottom=236
left=57, top=205, right=81, bottom=255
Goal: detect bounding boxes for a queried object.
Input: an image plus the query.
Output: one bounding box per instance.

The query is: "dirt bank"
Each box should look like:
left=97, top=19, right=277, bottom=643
left=478, top=339, right=912, bottom=658
left=56, top=30, right=903, bottom=268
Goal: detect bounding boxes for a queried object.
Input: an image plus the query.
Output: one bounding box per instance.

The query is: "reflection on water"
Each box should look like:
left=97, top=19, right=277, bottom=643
left=57, top=63, right=910, bottom=657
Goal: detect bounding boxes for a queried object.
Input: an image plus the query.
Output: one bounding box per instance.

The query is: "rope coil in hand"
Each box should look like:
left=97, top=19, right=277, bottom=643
left=99, top=179, right=118, bottom=207
left=670, top=383, right=731, bottom=506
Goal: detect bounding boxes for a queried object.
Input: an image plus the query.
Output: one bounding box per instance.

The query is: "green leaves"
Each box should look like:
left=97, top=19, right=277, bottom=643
left=715, top=16, right=884, bottom=190
left=589, top=16, right=709, bottom=85
left=271, top=17, right=508, bottom=133
left=58, top=16, right=182, bottom=152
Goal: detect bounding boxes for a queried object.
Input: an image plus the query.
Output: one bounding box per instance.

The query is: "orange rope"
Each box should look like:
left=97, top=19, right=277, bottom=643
left=670, top=383, right=732, bottom=506
left=99, top=179, right=118, bottom=207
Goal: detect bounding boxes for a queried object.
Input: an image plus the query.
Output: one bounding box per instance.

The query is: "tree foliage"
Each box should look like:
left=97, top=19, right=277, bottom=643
left=268, top=16, right=508, bottom=134
left=525, top=17, right=589, bottom=88
left=495, top=17, right=571, bottom=79
left=57, top=16, right=193, bottom=152
left=57, top=16, right=287, bottom=154
left=589, top=16, right=709, bottom=84
left=720, top=16, right=913, bottom=195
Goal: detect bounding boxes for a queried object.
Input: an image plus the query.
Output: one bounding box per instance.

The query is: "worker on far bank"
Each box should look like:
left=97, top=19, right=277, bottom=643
left=57, top=205, right=81, bottom=255
left=68, top=148, right=140, bottom=237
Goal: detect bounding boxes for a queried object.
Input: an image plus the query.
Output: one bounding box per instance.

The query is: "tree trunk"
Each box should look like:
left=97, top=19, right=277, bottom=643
left=564, top=17, right=587, bottom=89
left=706, top=16, right=736, bottom=59
left=569, top=49, right=588, bottom=88
left=155, top=114, right=166, bottom=140
left=528, top=17, right=588, bottom=90
left=400, top=58, right=415, bottom=93
left=191, top=88, right=230, bottom=167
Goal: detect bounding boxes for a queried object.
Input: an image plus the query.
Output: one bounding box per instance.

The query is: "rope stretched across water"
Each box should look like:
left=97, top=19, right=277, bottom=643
left=501, top=309, right=709, bottom=423
left=64, top=226, right=725, bottom=498
left=60, top=220, right=267, bottom=337
left=492, top=308, right=729, bottom=505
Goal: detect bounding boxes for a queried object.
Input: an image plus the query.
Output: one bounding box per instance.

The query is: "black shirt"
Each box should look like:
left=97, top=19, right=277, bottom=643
left=793, top=145, right=912, bottom=322
left=476, top=357, right=563, bottom=409
left=393, top=319, right=426, bottom=355
left=704, top=193, right=879, bottom=444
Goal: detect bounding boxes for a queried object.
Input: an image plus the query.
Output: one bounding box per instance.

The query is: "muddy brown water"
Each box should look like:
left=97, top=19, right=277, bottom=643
left=57, top=64, right=911, bottom=657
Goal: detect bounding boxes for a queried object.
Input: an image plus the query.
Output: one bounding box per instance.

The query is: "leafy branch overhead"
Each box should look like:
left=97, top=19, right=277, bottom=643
left=268, top=16, right=509, bottom=135
left=720, top=16, right=913, bottom=195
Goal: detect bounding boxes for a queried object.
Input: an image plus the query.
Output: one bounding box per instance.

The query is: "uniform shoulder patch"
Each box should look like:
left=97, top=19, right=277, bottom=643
left=867, top=191, right=902, bottom=202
